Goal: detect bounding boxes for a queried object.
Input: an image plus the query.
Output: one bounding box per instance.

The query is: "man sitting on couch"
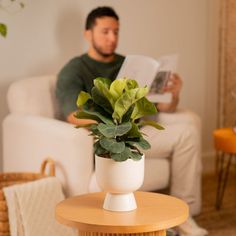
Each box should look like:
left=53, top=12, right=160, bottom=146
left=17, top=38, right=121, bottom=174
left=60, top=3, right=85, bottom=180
left=56, top=6, right=208, bottom=236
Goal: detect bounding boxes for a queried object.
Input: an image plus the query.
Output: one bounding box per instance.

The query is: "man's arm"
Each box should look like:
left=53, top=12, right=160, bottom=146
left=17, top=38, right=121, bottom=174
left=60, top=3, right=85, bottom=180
left=67, top=112, right=97, bottom=126
left=156, top=73, right=182, bottom=113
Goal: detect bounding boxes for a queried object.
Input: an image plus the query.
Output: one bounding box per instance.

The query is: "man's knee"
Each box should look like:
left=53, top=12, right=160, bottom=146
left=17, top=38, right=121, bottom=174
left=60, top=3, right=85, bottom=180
left=180, top=109, right=201, bottom=129
left=157, top=109, right=201, bottom=129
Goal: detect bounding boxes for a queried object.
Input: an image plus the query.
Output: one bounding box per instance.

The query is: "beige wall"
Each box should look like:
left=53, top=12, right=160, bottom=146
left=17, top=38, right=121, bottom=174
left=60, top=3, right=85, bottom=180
left=0, top=0, right=219, bottom=171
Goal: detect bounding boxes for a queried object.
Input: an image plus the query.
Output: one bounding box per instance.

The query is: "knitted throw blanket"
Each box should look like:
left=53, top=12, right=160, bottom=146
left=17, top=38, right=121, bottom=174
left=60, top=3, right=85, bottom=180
left=3, top=177, right=76, bottom=236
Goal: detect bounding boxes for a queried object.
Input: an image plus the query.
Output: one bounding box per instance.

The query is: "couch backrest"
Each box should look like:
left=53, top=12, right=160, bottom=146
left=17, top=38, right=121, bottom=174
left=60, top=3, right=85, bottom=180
left=7, top=75, right=62, bottom=119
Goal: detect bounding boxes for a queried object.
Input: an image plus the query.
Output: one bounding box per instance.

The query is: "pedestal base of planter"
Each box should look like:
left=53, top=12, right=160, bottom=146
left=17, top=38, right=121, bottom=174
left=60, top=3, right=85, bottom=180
left=103, top=192, right=137, bottom=212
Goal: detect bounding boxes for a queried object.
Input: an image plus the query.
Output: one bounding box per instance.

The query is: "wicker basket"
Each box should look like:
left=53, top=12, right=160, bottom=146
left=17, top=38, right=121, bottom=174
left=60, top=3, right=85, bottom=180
left=0, top=158, right=55, bottom=236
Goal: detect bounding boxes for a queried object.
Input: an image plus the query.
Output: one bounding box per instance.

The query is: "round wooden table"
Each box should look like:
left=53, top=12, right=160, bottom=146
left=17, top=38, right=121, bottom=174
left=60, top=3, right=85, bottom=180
left=55, top=191, right=189, bottom=236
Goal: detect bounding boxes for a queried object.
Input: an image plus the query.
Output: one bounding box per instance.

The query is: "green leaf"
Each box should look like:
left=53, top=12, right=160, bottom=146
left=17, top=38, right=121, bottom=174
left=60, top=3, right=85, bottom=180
left=83, top=103, right=113, bottom=124
left=91, top=87, right=113, bottom=114
left=83, top=124, right=102, bottom=137
left=131, top=97, right=157, bottom=121
left=97, top=122, right=132, bottom=138
left=139, top=120, right=164, bottom=130
left=113, top=87, right=149, bottom=122
left=111, top=147, right=130, bottom=161
left=90, top=124, right=100, bottom=135
left=94, top=77, right=111, bottom=88
left=126, top=122, right=142, bottom=138
left=77, top=91, right=91, bottom=107
left=94, top=77, right=115, bottom=108
left=125, top=79, right=139, bottom=90
left=74, top=111, right=100, bottom=122
left=122, top=105, right=135, bottom=122
left=137, top=137, right=151, bottom=149
left=0, top=23, right=7, bottom=38
left=109, top=78, right=127, bottom=101
left=126, top=137, right=151, bottom=150
left=100, top=137, right=125, bottom=153
left=129, top=151, right=143, bottom=161
left=75, top=110, right=113, bottom=125
left=94, top=141, right=108, bottom=156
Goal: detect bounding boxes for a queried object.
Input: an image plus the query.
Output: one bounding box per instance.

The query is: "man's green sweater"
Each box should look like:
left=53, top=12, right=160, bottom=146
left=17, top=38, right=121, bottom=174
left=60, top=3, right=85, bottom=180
left=56, top=53, right=125, bottom=119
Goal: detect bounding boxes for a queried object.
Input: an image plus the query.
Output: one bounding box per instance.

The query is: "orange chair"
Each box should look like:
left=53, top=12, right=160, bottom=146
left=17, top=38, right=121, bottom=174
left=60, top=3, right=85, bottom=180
left=213, top=128, right=236, bottom=209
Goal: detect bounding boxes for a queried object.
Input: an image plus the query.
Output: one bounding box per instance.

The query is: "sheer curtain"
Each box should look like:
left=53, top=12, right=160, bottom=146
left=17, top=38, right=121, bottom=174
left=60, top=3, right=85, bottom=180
left=218, top=0, right=236, bottom=127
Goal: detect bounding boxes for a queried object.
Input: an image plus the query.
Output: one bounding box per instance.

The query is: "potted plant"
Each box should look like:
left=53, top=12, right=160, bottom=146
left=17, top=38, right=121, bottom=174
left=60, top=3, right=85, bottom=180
left=75, top=77, right=163, bottom=211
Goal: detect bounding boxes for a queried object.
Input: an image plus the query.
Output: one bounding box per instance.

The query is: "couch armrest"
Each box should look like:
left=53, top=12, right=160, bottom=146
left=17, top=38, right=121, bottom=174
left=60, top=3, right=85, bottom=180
left=2, top=114, right=94, bottom=196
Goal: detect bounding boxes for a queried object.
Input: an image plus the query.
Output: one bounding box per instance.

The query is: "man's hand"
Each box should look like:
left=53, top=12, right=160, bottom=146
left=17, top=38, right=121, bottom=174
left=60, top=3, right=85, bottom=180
left=67, top=112, right=97, bottom=126
left=164, top=73, right=182, bottom=99
left=157, top=73, right=182, bottom=113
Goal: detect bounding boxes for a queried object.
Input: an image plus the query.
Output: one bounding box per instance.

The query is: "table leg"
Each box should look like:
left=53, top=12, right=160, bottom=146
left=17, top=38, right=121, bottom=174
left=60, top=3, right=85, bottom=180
left=79, top=230, right=166, bottom=236
left=215, top=151, right=221, bottom=174
left=216, top=153, right=233, bottom=209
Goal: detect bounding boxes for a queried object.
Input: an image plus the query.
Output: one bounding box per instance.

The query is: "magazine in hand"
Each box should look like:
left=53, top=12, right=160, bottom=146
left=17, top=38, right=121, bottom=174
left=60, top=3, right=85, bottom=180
left=116, top=54, right=178, bottom=103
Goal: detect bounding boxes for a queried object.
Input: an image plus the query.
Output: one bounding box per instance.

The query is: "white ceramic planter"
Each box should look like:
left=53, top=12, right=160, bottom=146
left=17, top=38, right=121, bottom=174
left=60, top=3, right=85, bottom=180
left=95, top=155, right=144, bottom=212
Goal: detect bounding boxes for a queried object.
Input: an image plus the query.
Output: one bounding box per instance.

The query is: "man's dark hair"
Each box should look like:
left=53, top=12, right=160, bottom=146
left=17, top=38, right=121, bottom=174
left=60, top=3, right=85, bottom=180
left=85, top=6, right=119, bottom=30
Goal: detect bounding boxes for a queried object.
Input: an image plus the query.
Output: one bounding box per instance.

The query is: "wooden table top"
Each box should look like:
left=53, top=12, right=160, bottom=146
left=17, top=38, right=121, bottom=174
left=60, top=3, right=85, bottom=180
left=55, top=191, right=189, bottom=233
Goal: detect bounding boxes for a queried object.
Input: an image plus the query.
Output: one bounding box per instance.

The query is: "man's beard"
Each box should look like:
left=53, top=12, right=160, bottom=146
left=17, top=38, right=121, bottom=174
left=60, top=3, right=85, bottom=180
left=92, top=39, right=115, bottom=58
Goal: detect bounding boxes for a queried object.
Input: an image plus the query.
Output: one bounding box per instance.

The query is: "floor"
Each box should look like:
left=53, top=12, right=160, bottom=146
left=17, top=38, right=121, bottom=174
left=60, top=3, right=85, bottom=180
left=195, top=168, right=236, bottom=236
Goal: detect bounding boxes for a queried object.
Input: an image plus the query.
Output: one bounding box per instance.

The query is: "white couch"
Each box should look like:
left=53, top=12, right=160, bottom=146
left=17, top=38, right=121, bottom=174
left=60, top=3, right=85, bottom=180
left=2, top=75, right=170, bottom=196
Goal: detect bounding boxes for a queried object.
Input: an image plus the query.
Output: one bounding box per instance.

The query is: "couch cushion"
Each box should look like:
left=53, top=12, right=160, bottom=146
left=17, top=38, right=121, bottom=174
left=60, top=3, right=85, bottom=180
left=7, top=75, right=61, bottom=118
